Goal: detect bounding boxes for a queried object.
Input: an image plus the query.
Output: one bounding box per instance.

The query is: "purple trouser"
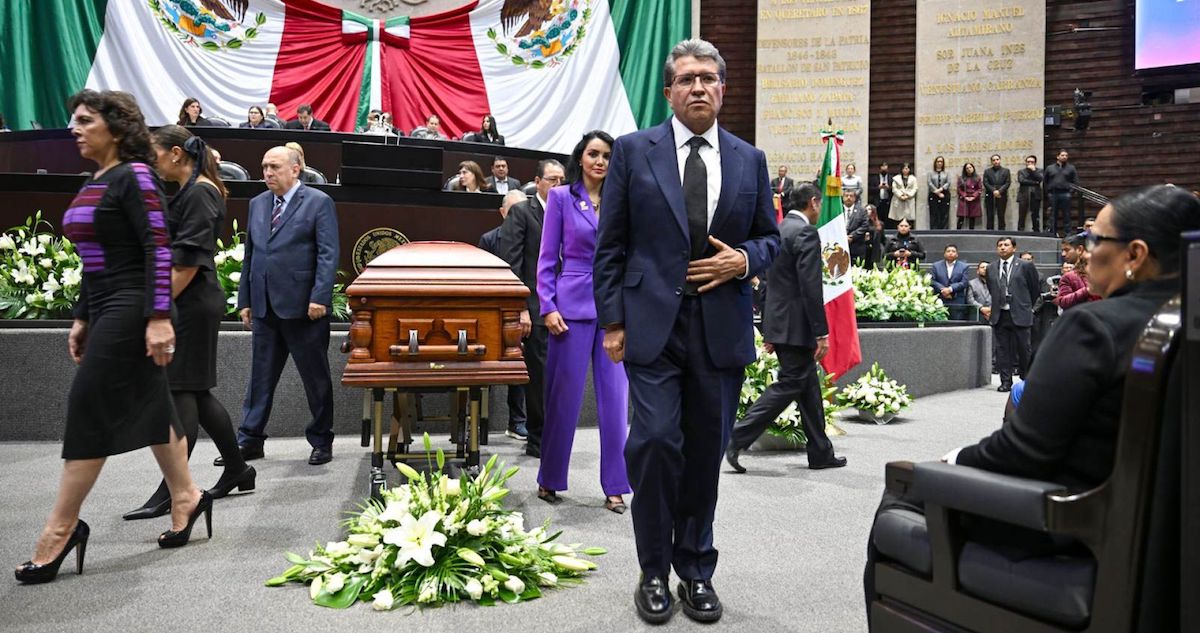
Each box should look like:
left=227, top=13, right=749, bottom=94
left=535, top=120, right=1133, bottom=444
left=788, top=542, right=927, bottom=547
left=537, top=318, right=632, bottom=496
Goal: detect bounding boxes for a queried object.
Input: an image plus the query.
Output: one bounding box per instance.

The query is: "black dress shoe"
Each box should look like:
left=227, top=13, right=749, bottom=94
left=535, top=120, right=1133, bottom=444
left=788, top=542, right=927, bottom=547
left=308, top=447, right=333, bottom=465
left=214, top=445, right=263, bottom=466
left=809, top=456, right=848, bottom=470
left=634, top=575, right=674, bottom=624
left=677, top=579, right=723, bottom=623
left=207, top=465, right=257, bottom=499
left=998, top=385, right=1012, bottom=393
left=122, top=497, right=171, bottom=521
left=725, top=445, right=746, bottom=474
left=524, top=444, right=541, bottom=458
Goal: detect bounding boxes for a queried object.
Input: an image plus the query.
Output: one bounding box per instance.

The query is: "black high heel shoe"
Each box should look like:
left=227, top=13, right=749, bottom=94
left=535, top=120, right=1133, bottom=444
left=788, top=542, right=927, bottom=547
left=122, top=495, right=171, bottom=521
left=158, top=490, right=213, bottom=549
left=207, top=465, right=256, bottom=500
left=15, top=520, right=90, bottom=584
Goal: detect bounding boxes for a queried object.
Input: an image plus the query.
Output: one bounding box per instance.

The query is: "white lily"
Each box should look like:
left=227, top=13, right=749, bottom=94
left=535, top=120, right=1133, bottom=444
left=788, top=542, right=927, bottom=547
left=417, top=578, right=438, bottom=603
left=537, top=571, right=558, bottom=586
left=38, top=234, right=52, bottom=245
left=324, top=541, right=352, bottom=557
left=440, top=477, right=462, bottom=497
left=371, top=588, right=395, bottom=611
left=503, top=576, right=525, bottom=595
left=377, top=499, right=410, bottom=525
left=383, top=509, right=446, bottom=568
left=324, top=572, right=346, bottom=593
left=466, top=519, right=489, bottom=536
left=0, top=234, right=15, bottom=250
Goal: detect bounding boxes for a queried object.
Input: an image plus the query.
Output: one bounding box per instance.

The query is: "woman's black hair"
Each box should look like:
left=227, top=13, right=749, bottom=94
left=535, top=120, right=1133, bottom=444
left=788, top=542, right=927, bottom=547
left=151, top=124, right=228, bottom=199
left=565, top=130, right=614, bottom=184
left=480, top=114, right=499, bottom=139
left=962, top=162, right=977, bottom=179
left=1108, top=185, right=1200, bottom=274
left=67, top=89, right=153, bottom=164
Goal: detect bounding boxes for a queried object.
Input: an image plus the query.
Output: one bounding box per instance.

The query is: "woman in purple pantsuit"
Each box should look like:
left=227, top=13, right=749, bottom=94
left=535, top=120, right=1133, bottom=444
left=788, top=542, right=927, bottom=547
left=536, top=130, right=631, bottom=513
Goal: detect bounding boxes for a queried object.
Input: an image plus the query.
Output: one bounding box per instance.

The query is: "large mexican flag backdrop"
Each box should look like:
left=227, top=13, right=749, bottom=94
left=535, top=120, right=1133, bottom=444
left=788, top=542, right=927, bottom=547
left=0, top=0, right=688, bottom=153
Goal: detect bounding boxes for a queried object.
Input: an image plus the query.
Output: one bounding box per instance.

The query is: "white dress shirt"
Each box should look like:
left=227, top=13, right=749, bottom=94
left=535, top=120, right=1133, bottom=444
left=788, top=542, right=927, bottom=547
left=671, top=116, right=721, bottom=229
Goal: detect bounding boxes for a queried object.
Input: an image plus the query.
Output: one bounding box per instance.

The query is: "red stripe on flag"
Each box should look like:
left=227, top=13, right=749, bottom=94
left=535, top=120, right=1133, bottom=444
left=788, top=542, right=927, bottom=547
left=820, top=290, right=861, bottom=378
left=268, top=0, right=367, bottom=133
left=381, top=3, right=488, bottom=140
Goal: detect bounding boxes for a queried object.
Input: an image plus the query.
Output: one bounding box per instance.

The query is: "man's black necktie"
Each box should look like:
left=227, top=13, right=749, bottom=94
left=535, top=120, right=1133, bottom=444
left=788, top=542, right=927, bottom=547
left=683, top=136, right=709, bottom=260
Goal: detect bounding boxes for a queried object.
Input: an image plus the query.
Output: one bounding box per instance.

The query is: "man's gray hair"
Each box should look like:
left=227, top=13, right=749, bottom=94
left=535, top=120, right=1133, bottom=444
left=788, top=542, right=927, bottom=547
left=503, top=190, right=528, bottom=206
left=663, top=38, right=726, bottom=87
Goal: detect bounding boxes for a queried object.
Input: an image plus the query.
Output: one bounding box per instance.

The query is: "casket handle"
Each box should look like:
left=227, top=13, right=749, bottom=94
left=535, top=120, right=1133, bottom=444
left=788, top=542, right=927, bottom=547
left=408, top=329, right=420, bottom=355
left=457, top=330, right=468, bottom=355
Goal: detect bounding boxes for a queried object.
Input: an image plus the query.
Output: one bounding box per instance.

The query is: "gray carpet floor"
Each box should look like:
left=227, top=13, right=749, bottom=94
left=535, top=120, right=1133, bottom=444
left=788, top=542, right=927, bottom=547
left=0, top=380, right=1007, bottom=633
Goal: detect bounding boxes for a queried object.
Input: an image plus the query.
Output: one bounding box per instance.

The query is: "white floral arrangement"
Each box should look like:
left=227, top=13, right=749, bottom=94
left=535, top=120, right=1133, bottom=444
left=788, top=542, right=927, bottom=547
left=851, top=264, right=949, bottom=323
left=0, top=213, right=83, bottom=319
left=739, top=332, right=846, bottom=445
left=838, top=362, right=913, bottom=421
left=268, top=435, right=604, bottom=610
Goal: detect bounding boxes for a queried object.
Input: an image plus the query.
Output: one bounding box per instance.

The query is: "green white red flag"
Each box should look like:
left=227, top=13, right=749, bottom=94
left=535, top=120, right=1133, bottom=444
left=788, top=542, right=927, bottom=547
left=815, top=128, right=861, bottom=377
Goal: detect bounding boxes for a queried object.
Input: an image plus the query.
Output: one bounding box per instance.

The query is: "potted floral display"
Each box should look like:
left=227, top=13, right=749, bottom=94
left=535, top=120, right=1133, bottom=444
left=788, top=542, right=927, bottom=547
left=851, top=264, right=949, bottom=323
left=0, top=213, right=82, bottom=319
left=838, top=362, right=913, bottom=424
left=739, top=333, right=846, bottom=447
left=268, top=435, right=604, bottom=610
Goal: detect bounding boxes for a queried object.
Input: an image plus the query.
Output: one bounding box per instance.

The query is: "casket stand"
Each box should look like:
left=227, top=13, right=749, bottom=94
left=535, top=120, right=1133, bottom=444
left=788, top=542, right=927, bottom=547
left=341, top=242, right=529, bottom=498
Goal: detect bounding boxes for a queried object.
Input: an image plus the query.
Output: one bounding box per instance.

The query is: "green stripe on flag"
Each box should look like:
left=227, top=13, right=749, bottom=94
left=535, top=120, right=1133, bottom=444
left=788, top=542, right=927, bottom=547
left=610, top=0, right=690, bottom=129
left=357, top=38, right=375, bottom=131
left=818, top=133, right=843, bottom=227
left=0, top=0, right=109, bottom=131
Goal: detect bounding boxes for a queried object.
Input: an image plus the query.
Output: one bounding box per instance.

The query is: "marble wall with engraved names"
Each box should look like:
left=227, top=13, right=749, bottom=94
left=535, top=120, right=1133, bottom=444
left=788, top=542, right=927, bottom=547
left=914, top=1, right=1045, bottom=229
left=755, top=0, right=871, bottom=190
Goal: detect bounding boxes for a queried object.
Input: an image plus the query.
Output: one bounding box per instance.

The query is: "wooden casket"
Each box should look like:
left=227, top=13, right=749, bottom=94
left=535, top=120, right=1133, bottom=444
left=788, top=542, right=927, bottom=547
left=341, top=241, right=528, bottom=491
left=342, top=241, right=529, bottom=388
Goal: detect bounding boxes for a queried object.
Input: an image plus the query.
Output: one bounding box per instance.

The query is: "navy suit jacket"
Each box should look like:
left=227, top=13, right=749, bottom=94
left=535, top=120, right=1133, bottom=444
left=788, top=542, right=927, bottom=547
left=237, top=183, right=339, bottom=319
left=929, top=259, right=969, bottom=305
left=594, top=119, right=780, bottom=369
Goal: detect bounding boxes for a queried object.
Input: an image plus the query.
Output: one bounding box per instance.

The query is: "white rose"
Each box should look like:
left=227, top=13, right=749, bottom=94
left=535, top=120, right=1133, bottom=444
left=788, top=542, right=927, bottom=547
left=38, top=234, right=52, bottom=245
left=466, top=519, right=489, bottom=536
left=324, top=572, right=346, bottom=593
left=228, top=271, right=241, bottom=283
left=372, top=588, right=395, bottom=611
left=440, top=477, right=461, bottom=497
left=464, top=578, right=484, bottom=600
left=232, top=244, right=245, bottom=262
left=214, top=251, right=228, bottom=265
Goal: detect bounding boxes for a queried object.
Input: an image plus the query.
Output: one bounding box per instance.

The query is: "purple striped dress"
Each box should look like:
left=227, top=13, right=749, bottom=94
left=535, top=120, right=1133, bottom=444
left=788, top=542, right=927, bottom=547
left=59, top=162, right=181, bottom=459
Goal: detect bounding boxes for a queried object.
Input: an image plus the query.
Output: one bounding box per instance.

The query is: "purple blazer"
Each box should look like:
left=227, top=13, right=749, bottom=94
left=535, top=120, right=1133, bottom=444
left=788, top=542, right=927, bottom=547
left=537, top=181, right=599, bottom=321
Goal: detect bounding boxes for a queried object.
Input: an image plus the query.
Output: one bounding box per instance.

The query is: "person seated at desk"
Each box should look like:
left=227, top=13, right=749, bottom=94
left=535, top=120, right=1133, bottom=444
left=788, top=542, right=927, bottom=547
left=177, top=97, right=210, bottom=127
left=884, top=218, right=925, bottom=268
left=410, top=114, right=448, bottom=140
left=447, top=160, right=489, bottom=193
left=239, top=105, right=278, bottom=129
left=463, top=114, right=505, bottom=145
left=284, top=142, right=323, bottom=184
left=862, top=184, right=1200, bottom=617
left=284, top=104, right=330, bottom=132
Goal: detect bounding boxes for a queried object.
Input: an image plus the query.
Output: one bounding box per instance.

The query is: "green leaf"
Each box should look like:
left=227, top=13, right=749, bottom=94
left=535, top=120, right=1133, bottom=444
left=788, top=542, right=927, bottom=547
left=519, top=584, right=542, bottom=600
left=487, top=27, right=496, bottom=39
left=313, top=575, right=368, bottom=609
left=498, top=588, right=520, bottom=603
left=285, top=551, right=309, bottom=565
left=581, top=547, right=607, bottom=556
left=496, top=43, right=508, bottom=55
left=256, top=12, right=267, bottom=25
left=226, top=38, right=242, bottom=49
left=244, top=27, right=257, bottom=39
left=202, top=41, right=220, bottom=51
left=512, top=56, right=526, bottom=66
left=530, top=60, right=545, bottom=69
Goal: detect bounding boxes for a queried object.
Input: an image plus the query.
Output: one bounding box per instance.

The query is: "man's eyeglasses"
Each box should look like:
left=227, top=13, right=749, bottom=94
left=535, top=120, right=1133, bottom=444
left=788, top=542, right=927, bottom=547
left=1082, top=230, right=1129, bottom=253
left=539, top=175, right=564, bottom=184
left=669, top=73, right=722, bottom=89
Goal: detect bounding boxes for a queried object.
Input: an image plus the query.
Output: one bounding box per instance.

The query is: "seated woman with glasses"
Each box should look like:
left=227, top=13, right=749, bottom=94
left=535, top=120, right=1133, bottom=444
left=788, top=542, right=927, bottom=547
left=863, top=185, right=1200, bottom=613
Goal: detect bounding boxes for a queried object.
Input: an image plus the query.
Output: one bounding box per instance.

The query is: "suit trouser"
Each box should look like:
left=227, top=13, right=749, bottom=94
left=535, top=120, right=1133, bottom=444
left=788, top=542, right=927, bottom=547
left=505, top=384, right=526, bottom=427
left=1017, top=189, right=1040, bottom=231
left=928, top=195, right=950, bottom=230
left=1049, top=191, right=1072, bottom=235
left=729, top=343, right=834, bottom=464
left=985, top=193, right=1007, bottom=230
left=537, top=318, right=631, bottom=495
left=239, top=307, right=334, bottom=449
left=625, top=297, right=745, bottom=580
left=992, top=309, right=1031, bottom=387
left=522, top=325, right=548, bottom=451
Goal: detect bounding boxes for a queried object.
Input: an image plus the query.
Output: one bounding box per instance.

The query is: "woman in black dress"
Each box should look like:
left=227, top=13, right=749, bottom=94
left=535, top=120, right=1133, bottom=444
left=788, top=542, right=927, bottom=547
left=15, top=91, right=212, bottom=585
left=121, top=125, right=255, bottom=521
left=176, top=97, right=209, bottom=127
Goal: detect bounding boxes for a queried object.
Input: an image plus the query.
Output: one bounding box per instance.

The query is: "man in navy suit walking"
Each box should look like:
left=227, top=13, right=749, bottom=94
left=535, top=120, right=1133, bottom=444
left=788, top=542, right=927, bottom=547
left=232, top=146, right=339, bottom=466
left=594, top=39, right=779, bottom=624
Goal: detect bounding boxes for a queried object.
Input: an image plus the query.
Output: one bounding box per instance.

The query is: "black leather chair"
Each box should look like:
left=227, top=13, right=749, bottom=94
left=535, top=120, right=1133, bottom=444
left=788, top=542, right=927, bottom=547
left=300, top=165, right=327, bottom=185
left=871, top=295, right=1184, bottom=633
left=217, top=160, right=250, bottom=181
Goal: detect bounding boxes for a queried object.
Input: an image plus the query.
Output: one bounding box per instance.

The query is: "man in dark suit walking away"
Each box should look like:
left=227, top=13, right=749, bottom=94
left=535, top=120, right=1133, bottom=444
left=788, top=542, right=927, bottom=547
left=985, top=236, right=1040, bottom=392
left=725, top=184, right=845, bottom=473
left=232, top=146, right=339, bottom=465
left=480, top=190, right=529, bottom=438
left=500, top=159, right=565, bottom=454
left=594, top=39, right=779, bottom=625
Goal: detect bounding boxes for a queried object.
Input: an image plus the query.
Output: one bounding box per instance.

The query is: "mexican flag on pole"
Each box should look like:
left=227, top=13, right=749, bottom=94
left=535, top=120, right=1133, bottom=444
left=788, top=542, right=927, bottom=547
left=0, top=0, right=688, bottom=154
left=815, top=128, right=862, bottom=378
